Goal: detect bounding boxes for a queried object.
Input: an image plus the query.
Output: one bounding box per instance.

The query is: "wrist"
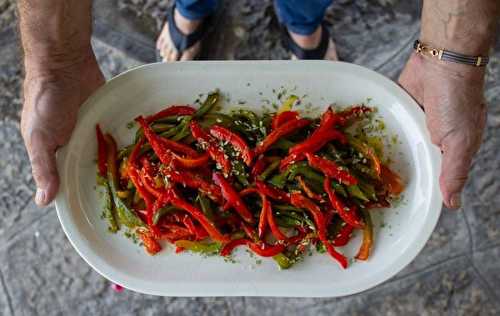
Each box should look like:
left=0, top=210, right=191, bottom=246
left=24, top=45, right=95, bottom=79
left=414, top=52, right=486, bottom=81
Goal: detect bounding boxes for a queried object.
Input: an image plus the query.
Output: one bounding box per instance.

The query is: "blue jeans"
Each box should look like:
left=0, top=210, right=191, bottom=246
left=176, top=0, right=332, bottom=35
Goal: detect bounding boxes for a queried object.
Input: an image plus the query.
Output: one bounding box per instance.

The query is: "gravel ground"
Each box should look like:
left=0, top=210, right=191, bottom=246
left=1, top=1, right=500, bottom=315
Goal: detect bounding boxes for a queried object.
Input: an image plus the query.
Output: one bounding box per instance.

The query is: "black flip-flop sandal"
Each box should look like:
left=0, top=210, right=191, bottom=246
left=281, top=23, right=332, bottom=60
left=156, top=4, right=217, bottom=62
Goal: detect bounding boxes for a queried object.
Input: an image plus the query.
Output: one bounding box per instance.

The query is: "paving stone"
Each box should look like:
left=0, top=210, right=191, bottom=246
left=0, top=36, right=22, bottom=123
left=462, top=54, right=500, bottom=251
left=0, top=121, right=39, bottom=239
left=0, top=0, right=17, bottom=31
left=233, top=257, right=498, bottom=316
left=395, top=209, right=470, bottom=277
left=0, top=271, right=13, bottom=316
left=0, top=209, right=244, bottom=316
left=473, top=246, right=500, bottom=300
left=92, top=37, right=144, bottom=80
left=376, top=44, right=415, bottom=80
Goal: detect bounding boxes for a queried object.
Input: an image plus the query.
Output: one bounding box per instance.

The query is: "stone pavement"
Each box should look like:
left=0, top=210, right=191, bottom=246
left=1, top=0, right=499, bottom=315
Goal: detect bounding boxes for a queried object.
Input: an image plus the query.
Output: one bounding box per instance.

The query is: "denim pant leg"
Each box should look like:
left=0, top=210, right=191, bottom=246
left=274, top=0, right=332, bottom=35
left=175, top=0, right=219, bottom=20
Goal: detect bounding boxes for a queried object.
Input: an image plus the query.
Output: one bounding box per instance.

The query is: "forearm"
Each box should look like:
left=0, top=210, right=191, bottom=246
left=421, top=0, right=499, bottom=56
left=18, top=0, right=94, bottom=75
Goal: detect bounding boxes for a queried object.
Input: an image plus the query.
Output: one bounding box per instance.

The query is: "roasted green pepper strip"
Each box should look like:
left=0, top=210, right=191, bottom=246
left=259, top=160, right=280, bottom=181
left=273, top=204, right=303, bottom=212
left=197, top=194, right=215, bottom=221
left=331, top=180, right=348, bottom=197
left=193, top=90, right=220, bottom=119
left=358, top=180, right=377, bottom=201
left=175, top=240, right=221, bottom=255
left=97, top=175, right=119, bottom=233
left=347, top=184, right=369, bottom=202
left=171, top=117, right=192, bottom=141
left=268, top=173, right=288, bottom=189
left=135, top=123, right=175, bottom=143
left=152, top=205, right=181, bottom=225
left=275, top=214, right=303, bottom=228
left=104, top=134, right=144, bottom=229
left=232, top=159, right=250, bottom=186
left=200, top=113, right=234, bottom=129
left=287, top=162, right=324, bottom=183
left=270, top=138, right=296, bottom=151
left=278, top=95, right=298, bottom=113
left=273, top=253, right=293, bottom=269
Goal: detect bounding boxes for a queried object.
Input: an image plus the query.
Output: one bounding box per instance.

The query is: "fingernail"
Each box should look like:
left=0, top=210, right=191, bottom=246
left=450, top=193, right=461, bottom=209
left=35, top=189, right=46, bottom=205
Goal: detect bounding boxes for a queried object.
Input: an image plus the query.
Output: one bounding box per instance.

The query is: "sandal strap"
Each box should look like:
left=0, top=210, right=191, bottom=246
left=167, top=4, right=214, bottom=57
left=283, top=23, right=330, bottom=60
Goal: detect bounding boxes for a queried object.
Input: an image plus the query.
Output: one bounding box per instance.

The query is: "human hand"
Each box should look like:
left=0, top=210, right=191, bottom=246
left=399, top=53, right=487, bottom=209
left=21, top=52, right=105, bottom=206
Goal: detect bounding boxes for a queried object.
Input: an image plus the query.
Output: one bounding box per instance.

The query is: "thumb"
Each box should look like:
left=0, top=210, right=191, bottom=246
left=26, top=131, right=60, bottom=206
left=439, top=135, right=473, bottom=209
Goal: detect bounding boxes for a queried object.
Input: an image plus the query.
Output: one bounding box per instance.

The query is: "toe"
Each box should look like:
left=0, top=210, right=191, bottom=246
left=179, top=43, right=200, bottom=61
left=168, top=49, right=179, bottom=62
left=325, top=39, right=339, bottom=61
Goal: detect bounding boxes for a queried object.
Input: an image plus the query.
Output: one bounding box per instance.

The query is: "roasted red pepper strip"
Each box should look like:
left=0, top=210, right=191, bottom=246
left=136, top=116, right=175, bottom=166
left=163, top=169, right=222, bottom=203
left=251, top=156, right=267, bottom=178
left=349, top=138, right=381, bottom=177
left=159, top=137, right=198, bottom=157
left=380, top=164, right=404, bottom=195
left=139, top=168, right=162, bottom=198
left=305, top=153, right=358, bottom=185
left=324, top=178, right=364, bottom=228
left=255, top=180, right=290, bottom=203
left=172, top=152, right=210, bottom=169
left=290, top=193, right=348, bottom=268
left=220, top=239, right=286, bottom=257
left=248, top=242, right=286, bottom=257
left=332, top=223, right=354, bottom=247
left=365, top=199, right=390, bottom=209
left=241, top=221, right=257, bottom=240
left=355, top=210, right=373, bottom=261
left=212, top=172, right=254, bottom=224
left=254, top=118, right=310, bottom=155
left=96, top=124, right=107, bottom=176
left=279, top=152, right=303, bottom=172
left=137, top=229, right=162, bottom=255
left=239, top=187, right=259, bottom=196
left=220, top=238, right=250, bottom=256
left=336, top=105, right=372, bottom=126
left=279, top=109, right=346, bottom=170
left=127, top=138, right=154, bottom=203
left=257, top=194, right=268, bottom=239
left=209, top=125, right=254, bottom=166
left=266, top=201, right=287, bottom=241
left=297, top=176, right=324, bottom=202
left=272, top=111, right=299, bottom=130
left=182, top=215, right=203, bottom=240
left=128, top=137, right=145, bottom=167
left=289, top=129, right=347, bottom=156
left=145, top=105, right=195, bottom=123
left=167, top=188, right=229, bottom=243
left=190, top=121, right=231, bottom=176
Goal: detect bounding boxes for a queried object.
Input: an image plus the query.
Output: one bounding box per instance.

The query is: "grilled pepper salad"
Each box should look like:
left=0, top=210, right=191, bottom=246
left=95, top=90, right=404, bottom=269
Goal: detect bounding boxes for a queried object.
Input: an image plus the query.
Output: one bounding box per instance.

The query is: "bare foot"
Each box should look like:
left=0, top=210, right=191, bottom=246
left=289, top=26, right=338, bottom=61
left=156, top=9, right=202, bottom=61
